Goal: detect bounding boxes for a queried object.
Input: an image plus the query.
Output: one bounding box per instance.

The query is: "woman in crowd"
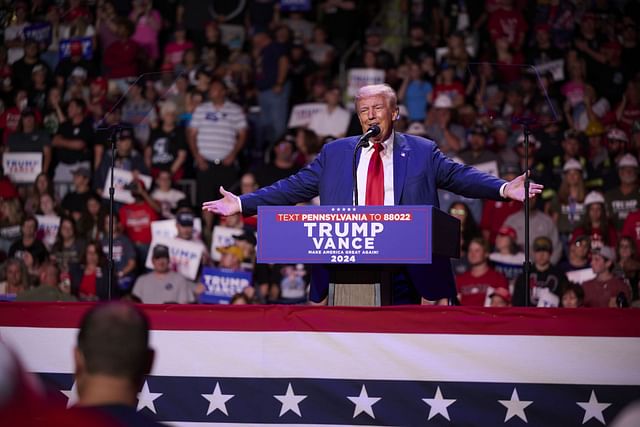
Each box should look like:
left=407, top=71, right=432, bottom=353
left=560, top=282, right=584, bottom=308
left=449, top=202, right=481, bottom=275
left=549, top=159, right=586, bottom=251
left=69, top=240, right=114, bottom=301
left=77, top=194, right=106, bottom=241
left=615, top=236, right=640, bottom=301
left=50, top=216, right=85, bottom=273
left=129, top=0, right=162, bottom=69
left=150, top=170, right=186, bottom=219
left=23, top=173, right=56, bottom=217
left=0, top=258, right=31, bottom=298
left=488, top=226, right=524, bottom=286
left=41, top=86, right=66, bottom=136
left=570, top=191, right=617, bottom=249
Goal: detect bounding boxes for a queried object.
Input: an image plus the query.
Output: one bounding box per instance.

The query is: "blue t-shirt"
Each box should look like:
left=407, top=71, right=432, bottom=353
left=405, top=80, right=433, bottom=121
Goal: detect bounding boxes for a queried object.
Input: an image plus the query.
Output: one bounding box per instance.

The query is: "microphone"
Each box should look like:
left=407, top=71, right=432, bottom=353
left=357, top=125, right=381, bottom=150
left=353, top=125, right=381, bottom=205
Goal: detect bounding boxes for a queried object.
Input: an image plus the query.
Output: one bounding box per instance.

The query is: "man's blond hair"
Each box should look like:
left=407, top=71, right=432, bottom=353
left=354, top=84, right=397, bottom=110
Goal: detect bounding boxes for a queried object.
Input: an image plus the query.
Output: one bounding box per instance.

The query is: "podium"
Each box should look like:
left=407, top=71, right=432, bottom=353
left=257, top=205, right=460, bottom=306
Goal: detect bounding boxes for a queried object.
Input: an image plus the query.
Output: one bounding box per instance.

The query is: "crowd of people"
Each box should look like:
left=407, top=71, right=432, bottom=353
left=1, top=0, right=640, bottom=308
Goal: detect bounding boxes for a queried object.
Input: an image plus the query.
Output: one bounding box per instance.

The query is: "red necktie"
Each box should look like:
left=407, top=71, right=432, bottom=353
left=365, top=143, right=384, bottom=205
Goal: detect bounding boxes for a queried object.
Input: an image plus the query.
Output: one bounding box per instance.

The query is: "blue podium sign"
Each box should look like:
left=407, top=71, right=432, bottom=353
left=257, top=206, right=433, bottom=264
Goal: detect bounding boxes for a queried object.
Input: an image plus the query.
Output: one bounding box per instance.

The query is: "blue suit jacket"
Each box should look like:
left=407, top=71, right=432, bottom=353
left=241, top=133, right=506, bottom=302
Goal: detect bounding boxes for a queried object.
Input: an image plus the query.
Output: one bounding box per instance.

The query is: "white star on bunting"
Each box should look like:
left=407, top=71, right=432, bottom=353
left=137, top=381, right=163, bottom=414
left=498, top=388, right=533, bottom=423
left=201, top=382, right=235, bottom=416
left=422, top=386, right=456, bottom=421
left=61, top=381, right=78, bottom=408
left=576, top=390, right=611, bottom=425
left=347, top=384, right=381, bottom=419
left=274, top=383, right=307, bottom=417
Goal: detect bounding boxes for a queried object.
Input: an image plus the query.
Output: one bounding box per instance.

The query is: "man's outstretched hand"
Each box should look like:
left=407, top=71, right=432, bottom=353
left=504, top=171, right=544, bottom=202
left=201, top=186, right=241, bottom=216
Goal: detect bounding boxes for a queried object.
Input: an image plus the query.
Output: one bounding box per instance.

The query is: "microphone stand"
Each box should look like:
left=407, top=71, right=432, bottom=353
left=107, top=126, right=120, bottom=300
left=352, top=138, right=370, bottom=206
left=513, top=116, right=536, bottom=307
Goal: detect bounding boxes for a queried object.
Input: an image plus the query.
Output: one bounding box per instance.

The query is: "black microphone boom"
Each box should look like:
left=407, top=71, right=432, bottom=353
left=358, top=125, right=381, bottom=148
left=353, top=125, right=382, bottom=205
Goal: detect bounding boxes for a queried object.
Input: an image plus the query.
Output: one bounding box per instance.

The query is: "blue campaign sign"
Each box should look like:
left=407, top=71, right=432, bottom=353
left=24, top=22, right=52, bottom=46
left=199, top=267, right=252, bottom=304
left=58, top=37, right=93, bottom=60
left=279, top=0, right=311, bottom=12
left=257, top=206, right=434, bottom=265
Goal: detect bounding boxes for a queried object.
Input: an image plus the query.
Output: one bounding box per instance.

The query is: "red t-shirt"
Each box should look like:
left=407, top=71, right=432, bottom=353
left=481, top=199, right=523, bottom=245
left=622, top=210, right=640, bottom=253
left=79, top=271, right=97, bottom=297
left=119, top=202, right=159, bottom=244
left=456, top=268, right=509, bottom=306
left=488, top=8, right=528, bottom=49
left=104, top=39, right=140, bottom=79
left=0, top=177, right=19, bottom=200
left=0, top=107, right=42, bottom=146
left=164, top=41, right=195, bottom=67
left=432, top=82, right=465, bottom=104
left=582, top=276, right=631, bottom=307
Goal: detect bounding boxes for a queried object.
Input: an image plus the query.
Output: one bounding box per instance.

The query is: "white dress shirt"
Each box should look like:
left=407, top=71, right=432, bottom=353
left=356, top=132, right=395, bottom=205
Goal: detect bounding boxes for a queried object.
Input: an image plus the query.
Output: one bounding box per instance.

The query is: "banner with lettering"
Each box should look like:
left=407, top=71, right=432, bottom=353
left=102, top=168, right=152, bottom=204
left=346, top=69, right=385, bottom=109
left=151, top=218, right=203, bottom=241
left=258, top=206, right=433, bottom=264
left=59, top=37, right=93, bottom=60
left=199, top=267, right=253, bottom=304
left=145, top=237, right=204, bottom=281
left=35, top=215, right=60, bottom=249
left=24, top=22, right=52, bottom=46
left=287, top=102, right=326, bottom=128
left=211, top=226, right=244, bottom=262
left=2, top=152, right=42, bottom=183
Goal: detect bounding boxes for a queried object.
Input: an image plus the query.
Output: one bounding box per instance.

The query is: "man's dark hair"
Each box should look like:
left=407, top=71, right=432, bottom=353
left=77, top=303, right=151, bottom=382
left=22, top=215, right=38, bottom=229
left=69, top=97, right=87, bottom=111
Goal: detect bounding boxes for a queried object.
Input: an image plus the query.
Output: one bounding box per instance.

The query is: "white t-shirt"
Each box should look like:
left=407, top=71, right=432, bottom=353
left=151, top=188, right=186, bottom=218
left=5, top=22, right=30, bottom=64
left=308, top=105, right=350, bottom=139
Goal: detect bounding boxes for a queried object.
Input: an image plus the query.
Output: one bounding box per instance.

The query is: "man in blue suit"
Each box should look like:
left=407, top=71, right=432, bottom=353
left=203, top=84, right=542, bottom=304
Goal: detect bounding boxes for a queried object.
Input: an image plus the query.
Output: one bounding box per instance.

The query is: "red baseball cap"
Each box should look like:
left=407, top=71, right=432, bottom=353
left=69, top=40, right=83, bottom=56
left=497, top=226, right=517, bottom=240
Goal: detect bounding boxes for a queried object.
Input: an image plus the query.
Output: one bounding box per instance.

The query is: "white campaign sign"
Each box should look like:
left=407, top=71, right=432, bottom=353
left=287, top=102, right=326, bottom=128
left=211, top=225, right=244, bottom=262
left=566, top=268, right=596, bottom=285
left=151, top=218, right=203, bottom=241
left=35, top=215, right=60, bottom=249
left=102, top=168, right=152, bottom=204
left=145, top=237, right=203, bottom=281
left=2, top=152, right=42, bottom=183
left=346, top=68, right=385, bottom=109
